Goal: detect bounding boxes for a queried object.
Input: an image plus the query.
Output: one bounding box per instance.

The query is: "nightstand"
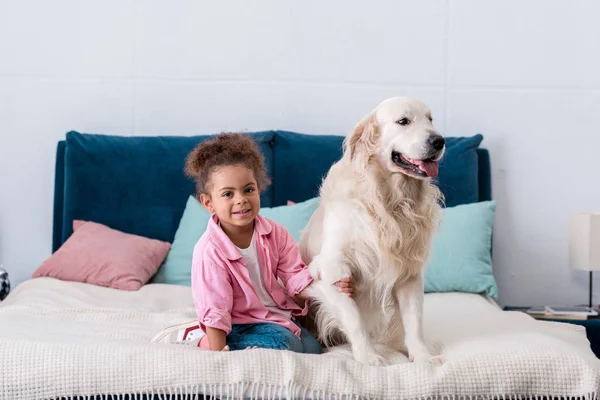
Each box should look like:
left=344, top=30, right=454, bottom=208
left=504, top=306, right=600, bottom=358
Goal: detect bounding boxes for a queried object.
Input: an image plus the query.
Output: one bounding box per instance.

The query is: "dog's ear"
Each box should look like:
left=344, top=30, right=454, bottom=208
left=345, top=114, right=378, bottom=167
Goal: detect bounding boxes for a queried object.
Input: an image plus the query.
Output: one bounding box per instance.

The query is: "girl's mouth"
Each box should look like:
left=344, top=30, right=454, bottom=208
left=233, top=209, right=251, bottom=217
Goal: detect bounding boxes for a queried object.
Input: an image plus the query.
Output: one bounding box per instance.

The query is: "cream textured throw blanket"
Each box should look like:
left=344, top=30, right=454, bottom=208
left=1, top=278, right=599, bottom=400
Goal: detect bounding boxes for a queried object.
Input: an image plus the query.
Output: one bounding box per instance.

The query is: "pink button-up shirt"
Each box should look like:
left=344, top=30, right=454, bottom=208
left=191, top=214, right=314, bottom=338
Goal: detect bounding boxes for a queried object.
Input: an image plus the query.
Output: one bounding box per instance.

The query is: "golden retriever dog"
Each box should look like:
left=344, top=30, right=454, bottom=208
left=299, top=97, right=445, bottom=366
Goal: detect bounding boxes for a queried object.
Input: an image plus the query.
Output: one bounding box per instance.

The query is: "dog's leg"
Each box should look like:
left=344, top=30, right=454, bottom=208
left=307, top=208, right=386, bottom=366
left=307, top=280, right=386, bottom=365
left=395, top=275, right=444, bottom=365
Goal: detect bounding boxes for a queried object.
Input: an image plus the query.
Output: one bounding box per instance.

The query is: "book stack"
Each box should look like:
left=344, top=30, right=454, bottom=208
left=526, top=306, right=598, bottom=320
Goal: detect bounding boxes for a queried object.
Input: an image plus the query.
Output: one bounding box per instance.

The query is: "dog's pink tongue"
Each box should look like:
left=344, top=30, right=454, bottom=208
left=414, top=160, right=439, bottom=178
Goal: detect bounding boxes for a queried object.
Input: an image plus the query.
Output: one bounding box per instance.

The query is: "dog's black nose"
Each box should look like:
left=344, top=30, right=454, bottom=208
left=428, top=135, right=445, bottom=151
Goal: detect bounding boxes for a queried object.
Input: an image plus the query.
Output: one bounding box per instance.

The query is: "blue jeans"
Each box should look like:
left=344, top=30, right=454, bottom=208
left=226, top=320, right=322, bottom=354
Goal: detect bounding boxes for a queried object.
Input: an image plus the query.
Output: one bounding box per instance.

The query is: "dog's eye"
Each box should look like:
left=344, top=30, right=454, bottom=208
left=427, top=115, right=433, bottom=122
left=396, top=118, right=410, bottom=126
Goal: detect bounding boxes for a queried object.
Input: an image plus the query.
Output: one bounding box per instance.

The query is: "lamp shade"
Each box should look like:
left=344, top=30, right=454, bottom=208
left=569, top=212, right=600, bottom=271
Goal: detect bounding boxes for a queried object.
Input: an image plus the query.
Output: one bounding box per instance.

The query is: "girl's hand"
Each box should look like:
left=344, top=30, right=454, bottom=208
left=335, top=277, right=355, bottom=298
left=206, top=327, right=227, bottom=351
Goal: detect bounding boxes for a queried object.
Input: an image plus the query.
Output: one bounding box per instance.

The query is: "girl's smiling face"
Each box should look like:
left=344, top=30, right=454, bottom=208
left=200, top=164, right=260, bottom=235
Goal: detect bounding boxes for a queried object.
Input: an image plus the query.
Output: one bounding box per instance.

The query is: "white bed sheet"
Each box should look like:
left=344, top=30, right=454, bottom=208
left=0, top=277, right=599, bottom=400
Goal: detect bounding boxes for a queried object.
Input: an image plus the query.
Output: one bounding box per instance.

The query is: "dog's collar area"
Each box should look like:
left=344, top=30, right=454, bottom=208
left=391, top=151, right=428, bottom=177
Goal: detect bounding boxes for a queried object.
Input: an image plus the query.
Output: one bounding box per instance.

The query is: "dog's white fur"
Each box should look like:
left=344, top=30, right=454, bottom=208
left=300, top=97, right=445, bottom=365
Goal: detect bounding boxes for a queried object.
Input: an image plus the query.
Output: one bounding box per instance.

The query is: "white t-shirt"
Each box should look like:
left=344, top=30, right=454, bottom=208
left=236, top=232, right=292, bottom=320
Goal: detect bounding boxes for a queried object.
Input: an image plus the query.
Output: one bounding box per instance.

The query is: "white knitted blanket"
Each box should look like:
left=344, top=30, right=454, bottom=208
left=1, top=278, right=599, bottom=400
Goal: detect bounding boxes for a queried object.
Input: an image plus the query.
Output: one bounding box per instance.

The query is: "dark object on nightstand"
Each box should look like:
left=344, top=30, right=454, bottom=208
left=0, top=267, right=9, bottom=301
left=504, top=306, right=600, bottom=358
left=0, top=268, right=10, bottom=301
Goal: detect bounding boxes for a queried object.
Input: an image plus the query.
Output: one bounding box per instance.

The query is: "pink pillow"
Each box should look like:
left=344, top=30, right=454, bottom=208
left=32, top=220, right=171, bottom=291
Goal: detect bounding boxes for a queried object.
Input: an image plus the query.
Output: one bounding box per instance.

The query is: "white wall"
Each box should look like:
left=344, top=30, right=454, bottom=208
left=1, top=1, right=599, bottom=307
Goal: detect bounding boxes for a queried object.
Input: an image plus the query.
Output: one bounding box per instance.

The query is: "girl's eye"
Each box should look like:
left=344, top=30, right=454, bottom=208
left=222, top=192, right=232, bottom=198
left=246, top=188, right=255, bottom=193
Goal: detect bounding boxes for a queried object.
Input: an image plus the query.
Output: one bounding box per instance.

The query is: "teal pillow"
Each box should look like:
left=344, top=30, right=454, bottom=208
left=151, top=196, right=319, bottom=286
left=424, top=200, right=498, bottom=298
left=151, top=196, right=211, bottom=285
left=259, top=197, right=319, bottom=243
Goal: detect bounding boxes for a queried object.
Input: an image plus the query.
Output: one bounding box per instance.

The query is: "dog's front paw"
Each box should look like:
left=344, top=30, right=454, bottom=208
left=426, top=354, right=445, bottom=365
left=308, top=261, right=321, bottom=280
left=354, top=348, right=388, bottom=366
left=409, top=348, right=445, bottom=365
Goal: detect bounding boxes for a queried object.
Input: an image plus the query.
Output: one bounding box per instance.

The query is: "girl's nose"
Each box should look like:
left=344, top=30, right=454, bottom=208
left=234, top=194, right=246, bottom=204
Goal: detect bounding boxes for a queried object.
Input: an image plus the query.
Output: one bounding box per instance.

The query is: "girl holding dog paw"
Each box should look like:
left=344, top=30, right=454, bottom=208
left=185, top=133, right=354, bottom=353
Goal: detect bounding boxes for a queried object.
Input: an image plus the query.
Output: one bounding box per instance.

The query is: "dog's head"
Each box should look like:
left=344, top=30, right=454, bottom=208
left=346, top=97, right=445, bottom=180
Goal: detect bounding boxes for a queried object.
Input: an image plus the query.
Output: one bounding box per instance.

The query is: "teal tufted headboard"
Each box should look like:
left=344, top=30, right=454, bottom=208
left=52, top=131, right=490, bottom=252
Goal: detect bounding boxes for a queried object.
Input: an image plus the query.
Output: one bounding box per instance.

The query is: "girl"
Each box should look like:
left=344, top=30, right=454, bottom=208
left=186, top=132, right=354, bottom=353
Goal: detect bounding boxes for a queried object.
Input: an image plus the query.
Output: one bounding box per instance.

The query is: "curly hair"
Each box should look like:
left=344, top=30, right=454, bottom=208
left=185, top=132, right=271, bottom=195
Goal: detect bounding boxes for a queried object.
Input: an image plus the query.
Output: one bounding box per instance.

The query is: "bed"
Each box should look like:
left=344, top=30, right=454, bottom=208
left=1, top=130, right=599, bottom=400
